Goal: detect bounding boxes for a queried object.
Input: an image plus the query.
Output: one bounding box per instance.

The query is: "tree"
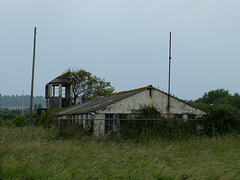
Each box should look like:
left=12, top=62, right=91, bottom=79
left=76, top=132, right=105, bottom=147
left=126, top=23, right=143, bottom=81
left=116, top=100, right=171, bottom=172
left=195, top=89, right=230, bottom=104
left=215, top=93, right=240, bottom=110
left=62, top=68, right=115, bottom=104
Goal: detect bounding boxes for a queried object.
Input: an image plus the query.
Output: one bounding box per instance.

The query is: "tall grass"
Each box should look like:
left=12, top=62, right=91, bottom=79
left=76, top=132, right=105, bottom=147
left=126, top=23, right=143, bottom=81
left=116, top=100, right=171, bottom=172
left=121, top=119, right=202, bottom=142
left=1, top=126, right=240, bottom=179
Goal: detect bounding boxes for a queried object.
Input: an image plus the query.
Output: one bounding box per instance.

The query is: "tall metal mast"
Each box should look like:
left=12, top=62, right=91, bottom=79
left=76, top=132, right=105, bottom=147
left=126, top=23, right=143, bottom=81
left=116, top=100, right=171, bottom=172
left=167, top=32, right=172, bottom=118
left=29, top=27, right=37, bottom=125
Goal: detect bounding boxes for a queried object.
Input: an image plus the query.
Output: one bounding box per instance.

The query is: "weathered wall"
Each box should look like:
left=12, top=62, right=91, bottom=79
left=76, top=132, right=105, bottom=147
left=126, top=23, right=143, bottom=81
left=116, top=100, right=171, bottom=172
left=93, top=114, right=105, bottom=136
left=97, top=89, right=206, bottom=116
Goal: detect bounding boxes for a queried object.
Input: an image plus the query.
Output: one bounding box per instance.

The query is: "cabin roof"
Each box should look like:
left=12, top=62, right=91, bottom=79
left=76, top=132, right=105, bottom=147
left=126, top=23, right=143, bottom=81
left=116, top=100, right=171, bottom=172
left=46, top=75, right=72, bottom=85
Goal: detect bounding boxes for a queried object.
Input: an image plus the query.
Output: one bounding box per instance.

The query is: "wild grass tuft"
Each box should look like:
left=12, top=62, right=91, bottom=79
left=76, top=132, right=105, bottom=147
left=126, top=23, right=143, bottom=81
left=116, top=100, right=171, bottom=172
left=1, top=126, right=240, bottom=179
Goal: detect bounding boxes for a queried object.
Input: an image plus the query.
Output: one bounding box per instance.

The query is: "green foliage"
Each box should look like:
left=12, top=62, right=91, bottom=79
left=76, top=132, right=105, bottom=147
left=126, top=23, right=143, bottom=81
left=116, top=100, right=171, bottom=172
left=60, top=122, right=93, bottom=140
left=188, top=101, right=211, bottom=112
left=0, top=108, right=33, bottom=127
left=62, top=68, right=115, bottom=104
left=195, top=89, right=230, bottom=104
left=137, top=105, right=162, bottom=119
left=202, top=104, right=240, bottom=136
left=122, top=119, right=200, bottom=142
left=0, top=115, right=27, bottom=127
left=0, top=108, right=22, bottom=120
left=215, top=93, right=240, bottom=109
left=190, top=89, right=240, bottom=136
left=12, top=115, right=27, bottom=127
left=121, top=106, right=200, bottom=142
left=36, top=109, right=62, bottom=128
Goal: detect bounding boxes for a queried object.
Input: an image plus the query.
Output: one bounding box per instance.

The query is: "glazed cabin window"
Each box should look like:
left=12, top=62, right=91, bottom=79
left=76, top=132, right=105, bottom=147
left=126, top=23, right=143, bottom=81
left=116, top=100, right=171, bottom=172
left=62, top=86, right=66, bottom=98
left=52, top=86, right=59, bottom=97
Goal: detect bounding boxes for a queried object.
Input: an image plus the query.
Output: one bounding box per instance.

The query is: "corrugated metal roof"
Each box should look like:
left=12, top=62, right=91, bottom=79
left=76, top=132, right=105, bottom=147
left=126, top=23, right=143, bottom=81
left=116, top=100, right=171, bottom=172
left=58, top=85, right=152, bottom=115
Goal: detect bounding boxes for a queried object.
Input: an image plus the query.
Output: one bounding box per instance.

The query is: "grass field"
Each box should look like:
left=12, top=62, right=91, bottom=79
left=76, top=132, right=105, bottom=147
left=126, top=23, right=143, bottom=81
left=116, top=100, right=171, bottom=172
left=1, top=127, right=240, bottom=179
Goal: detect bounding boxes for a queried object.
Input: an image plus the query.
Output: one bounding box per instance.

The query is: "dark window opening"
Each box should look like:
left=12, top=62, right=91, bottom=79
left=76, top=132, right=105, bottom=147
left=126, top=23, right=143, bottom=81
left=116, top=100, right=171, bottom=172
left=175, top=114, right=183, bottom=119
left=45, top=85, right=49, bottom=98
left=119, top=114, right=128, bottom=119
left=188, top=114, right=197, bottom=119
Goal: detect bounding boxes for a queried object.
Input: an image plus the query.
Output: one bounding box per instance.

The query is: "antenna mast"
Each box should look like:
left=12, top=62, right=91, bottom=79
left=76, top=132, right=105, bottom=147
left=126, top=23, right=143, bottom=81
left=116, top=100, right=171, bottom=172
left=29, top=27, right=37, bottom=125
left=167, top=32, right=172, bottom=117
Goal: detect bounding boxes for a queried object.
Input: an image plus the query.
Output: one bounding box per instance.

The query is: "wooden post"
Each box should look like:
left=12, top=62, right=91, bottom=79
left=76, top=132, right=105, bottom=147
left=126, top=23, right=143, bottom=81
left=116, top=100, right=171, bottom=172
left=29, top=27, right=37, bottom=125
left=167, top=32, right=172, bottom=118
left=58, top=118, right=61, bottom=140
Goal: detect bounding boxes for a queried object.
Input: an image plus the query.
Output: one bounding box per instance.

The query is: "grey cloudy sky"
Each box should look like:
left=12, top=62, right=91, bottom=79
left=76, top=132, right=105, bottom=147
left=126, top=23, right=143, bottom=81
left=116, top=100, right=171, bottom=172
left=0, top=0, right=239, bottom=100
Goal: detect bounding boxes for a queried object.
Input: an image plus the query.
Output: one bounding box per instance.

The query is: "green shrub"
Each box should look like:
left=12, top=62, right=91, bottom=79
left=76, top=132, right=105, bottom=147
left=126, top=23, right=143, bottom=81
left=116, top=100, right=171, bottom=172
left=202, top=104, right=240, bottom=136
left=0, top=115, right=27, bottom=127
left=121, top=105, right=201, bottom=141
left=138, top=105, right=162, bottom=119
left=121, top=118, right=200, bottom=142
left=12, top=115, right=27, bottom=126
left=36, top=109, right=62, bottom=128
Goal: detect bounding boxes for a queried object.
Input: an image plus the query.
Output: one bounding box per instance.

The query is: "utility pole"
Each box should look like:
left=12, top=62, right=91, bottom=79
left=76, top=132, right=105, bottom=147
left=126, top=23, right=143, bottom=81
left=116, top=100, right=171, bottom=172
left=29, top=27, right=37, bottom=125
left=21, top=90, right=24, bottom=116
left=167, top=32, right=172, bottom=118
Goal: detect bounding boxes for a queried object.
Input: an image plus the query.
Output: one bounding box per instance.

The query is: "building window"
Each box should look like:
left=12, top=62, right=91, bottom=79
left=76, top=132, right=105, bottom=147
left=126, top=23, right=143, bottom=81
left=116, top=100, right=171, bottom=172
left=52, top=85, right=59, bottom=97
left=62, top=86, right=66, bottom=98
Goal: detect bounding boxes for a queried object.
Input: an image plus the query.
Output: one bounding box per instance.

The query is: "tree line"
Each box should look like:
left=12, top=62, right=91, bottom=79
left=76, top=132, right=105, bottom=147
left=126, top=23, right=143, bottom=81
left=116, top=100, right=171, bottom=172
left=0, top=95, right=45, bottom=110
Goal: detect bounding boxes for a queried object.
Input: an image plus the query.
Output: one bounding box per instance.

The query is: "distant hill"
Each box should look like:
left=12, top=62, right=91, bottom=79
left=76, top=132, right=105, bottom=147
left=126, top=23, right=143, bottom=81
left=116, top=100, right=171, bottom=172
left=0, top=94, right=46, bottom=110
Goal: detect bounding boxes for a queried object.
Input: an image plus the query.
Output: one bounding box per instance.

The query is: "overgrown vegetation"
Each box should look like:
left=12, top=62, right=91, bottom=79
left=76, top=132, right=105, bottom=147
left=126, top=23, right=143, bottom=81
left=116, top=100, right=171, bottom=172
left=35, top=109, right=62, bottom=128
left=190, top=88, right=240, bottom=111
left=202, top=104, right=240, bottom=136
left=121, top=106, right=201, bottom=142
left=0, top=108, right=22, bottom=121
left=1, top=126, right=240, bottom=179
left=0, top=108, right=29, bottom=127
left=190, top=89, right=240, bottom=136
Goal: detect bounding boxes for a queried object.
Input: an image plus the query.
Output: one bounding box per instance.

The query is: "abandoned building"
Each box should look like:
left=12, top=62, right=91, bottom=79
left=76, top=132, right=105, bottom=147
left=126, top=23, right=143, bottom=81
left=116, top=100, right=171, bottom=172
left=45, top=75, right=73, bottom=108
left=58, top=85, right=207, bottom=136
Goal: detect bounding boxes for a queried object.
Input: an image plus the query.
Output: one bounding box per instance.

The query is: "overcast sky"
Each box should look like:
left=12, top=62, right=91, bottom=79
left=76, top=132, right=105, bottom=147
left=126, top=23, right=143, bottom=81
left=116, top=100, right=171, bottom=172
left=0, top=0, right=239, bottom=100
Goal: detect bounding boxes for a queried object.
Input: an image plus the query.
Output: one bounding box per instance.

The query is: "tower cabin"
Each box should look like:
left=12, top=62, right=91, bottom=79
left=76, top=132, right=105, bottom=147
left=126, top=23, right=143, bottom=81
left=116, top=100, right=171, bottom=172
left=45, top=75, right=73, bottom=108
